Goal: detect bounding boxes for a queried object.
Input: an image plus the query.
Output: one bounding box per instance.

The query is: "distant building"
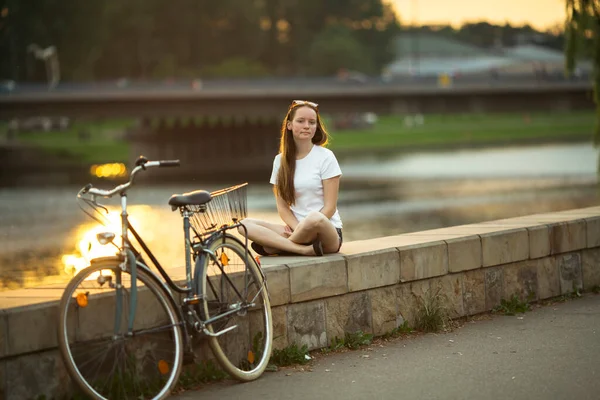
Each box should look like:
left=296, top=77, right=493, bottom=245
left=383, top=33, right=591, bottom=78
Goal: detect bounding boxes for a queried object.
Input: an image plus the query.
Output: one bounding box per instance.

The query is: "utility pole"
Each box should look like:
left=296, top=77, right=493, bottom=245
left=410, top=0, right=419, bottom=76
left=7, top=0, right=19, bottom=81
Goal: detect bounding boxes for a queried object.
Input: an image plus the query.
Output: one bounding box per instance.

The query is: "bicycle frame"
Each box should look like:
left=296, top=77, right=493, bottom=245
left=79, top=159, right=263, bottom=341
left=103, top=192, right=261, bottom=337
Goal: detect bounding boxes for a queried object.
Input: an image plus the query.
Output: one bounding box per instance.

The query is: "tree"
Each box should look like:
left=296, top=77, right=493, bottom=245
left=308, top=25, right=374, bottom=75
left=565, top=0, right=600, bottom=144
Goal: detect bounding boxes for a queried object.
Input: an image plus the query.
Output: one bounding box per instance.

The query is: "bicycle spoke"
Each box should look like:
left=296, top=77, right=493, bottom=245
left=58, top=263, right=183, bottom=400
left=200, top=235, right=272, bottom=381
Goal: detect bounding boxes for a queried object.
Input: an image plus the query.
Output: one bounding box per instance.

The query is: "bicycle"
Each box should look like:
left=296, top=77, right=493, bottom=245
left=57, top=156, right=273, bottom=400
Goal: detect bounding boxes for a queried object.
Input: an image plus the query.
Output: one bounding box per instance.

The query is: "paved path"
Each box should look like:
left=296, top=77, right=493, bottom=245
left=174, top=294, right=600, bottom=400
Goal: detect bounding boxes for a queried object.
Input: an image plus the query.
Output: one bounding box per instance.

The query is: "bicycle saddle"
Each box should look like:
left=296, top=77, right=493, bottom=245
left=168, top=190, right=212, bottom=207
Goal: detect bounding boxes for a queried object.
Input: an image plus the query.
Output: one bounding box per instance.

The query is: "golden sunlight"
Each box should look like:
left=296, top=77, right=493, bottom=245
left=90, top=163, right=127, bottom=179
left=62, top=207, right=151, bottom=277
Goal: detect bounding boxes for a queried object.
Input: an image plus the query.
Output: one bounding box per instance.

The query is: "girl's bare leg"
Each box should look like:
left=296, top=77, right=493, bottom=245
left=239, top=218, right=315, bottom=255
left=287, top=211, right=341, bottom=254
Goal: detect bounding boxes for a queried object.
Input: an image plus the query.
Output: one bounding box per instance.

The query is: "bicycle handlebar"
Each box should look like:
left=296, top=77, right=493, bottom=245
left=79, top=158, right=180, bottom=198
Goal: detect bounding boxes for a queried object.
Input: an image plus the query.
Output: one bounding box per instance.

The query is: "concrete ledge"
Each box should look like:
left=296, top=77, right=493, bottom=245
left=587, top=216, right=600, bottom=248
left=346, top=248, right=400, bottom=291
left=1, top=206, right=600, bottom=399
left=481, top=228, right=529, bottom=267
left=288, top=256, right=347, bottom=303
left=400, top=241, right=448, bottom=282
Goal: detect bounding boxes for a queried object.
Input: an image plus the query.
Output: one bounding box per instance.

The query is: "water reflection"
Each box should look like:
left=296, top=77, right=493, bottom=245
left=341, top=143, right=598, bottom=179
left=1, top=143, right=598, bottom=291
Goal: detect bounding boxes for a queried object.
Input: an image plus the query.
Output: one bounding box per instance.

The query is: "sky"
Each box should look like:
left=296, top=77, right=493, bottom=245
left=389, top=0, right=566, bottom=31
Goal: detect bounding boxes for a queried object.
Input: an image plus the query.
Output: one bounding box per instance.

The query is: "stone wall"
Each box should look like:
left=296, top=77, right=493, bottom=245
left=1, top=206, right=599, bottom=399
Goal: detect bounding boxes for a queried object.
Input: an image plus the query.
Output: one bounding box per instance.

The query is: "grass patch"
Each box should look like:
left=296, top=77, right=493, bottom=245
left=328, top=110, right=595, bottom=151
left=270, top=342, right=310, bottom=367
left=323, top=330, right=374, bottom=353
left=3, top=119, right=133, bottom=164
left=414, top=287, right=451, bottom=333
left=492, top=294, right=533, bottom=315
left=382, top=321, right=413, bottom=339
left=2, top=111, right=595, bottom=165
left=175, top=360, right=228, bottom=391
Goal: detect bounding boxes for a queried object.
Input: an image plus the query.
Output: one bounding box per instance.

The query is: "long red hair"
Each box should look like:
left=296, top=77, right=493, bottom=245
left=275, top=103, right=329, bottom=205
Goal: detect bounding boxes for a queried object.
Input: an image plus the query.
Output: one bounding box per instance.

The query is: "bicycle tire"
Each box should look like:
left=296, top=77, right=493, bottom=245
left=57, top=258, right=184, bottom=400
left=199, top=234, right=273, bottom=381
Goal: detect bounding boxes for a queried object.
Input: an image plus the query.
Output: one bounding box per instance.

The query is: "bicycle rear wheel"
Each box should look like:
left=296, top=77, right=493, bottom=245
left=57, top=258, right=184, bottom=400
left=200, top=234, right=273, bottom=381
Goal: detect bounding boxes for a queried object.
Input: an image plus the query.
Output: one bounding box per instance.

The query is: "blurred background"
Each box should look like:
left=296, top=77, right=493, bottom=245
left=0, top=0, right=598, bottom=291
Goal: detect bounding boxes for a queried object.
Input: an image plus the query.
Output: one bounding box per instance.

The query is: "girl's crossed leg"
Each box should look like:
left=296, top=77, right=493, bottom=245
left=239, top=211, right=341, bottom=256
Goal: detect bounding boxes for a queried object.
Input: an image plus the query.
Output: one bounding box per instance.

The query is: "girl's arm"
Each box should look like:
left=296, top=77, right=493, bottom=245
left=274, top=187, right=300, bottom=230
left=320, top=175, right=340, bottom=219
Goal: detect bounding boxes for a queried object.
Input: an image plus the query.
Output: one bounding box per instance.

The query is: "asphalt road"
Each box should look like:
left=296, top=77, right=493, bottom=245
left=174, top=294, right=600, bottom=400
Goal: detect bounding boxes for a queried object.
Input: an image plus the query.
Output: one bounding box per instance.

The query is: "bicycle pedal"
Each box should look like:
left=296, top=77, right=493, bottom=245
left=183, top=295, right=203, bottom=305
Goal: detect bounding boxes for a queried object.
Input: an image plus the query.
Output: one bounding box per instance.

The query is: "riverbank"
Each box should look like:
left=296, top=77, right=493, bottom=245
left=0, top=111, right=596, bottom=165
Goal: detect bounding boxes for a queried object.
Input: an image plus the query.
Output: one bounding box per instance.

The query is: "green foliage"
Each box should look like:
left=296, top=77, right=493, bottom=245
left=201, top=57, right=270, bottom=78
left=564, top=0, right=600, bottom=143
left=324, top=330, right=374, bottom=352
left=492, top=294, right=532, bottom=315
left=592, top=285, right=600, bottom=294
left=414, top=287, right=450, bottom=333
left=330, top=110, right=595, bottom=151
left=270, top=342, right=310, bottom=367
left=383, top=321, right=413, bottom=339
left=308, top=25, right=375, bottom=75
left=0, top=0, right=400, bottom=80
left=175, top=360, right=228, bottom=390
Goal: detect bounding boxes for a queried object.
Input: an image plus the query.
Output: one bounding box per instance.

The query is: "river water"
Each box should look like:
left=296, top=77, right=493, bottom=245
left=1, top=142, right=598, bottom=290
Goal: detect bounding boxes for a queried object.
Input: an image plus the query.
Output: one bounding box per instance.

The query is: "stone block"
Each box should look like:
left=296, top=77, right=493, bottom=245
left=462, top=269, right=486, bottom=316
left=549, top=220, right=586, bottom=255
left=369, top=287, right=402, bottom=336
left=5, top=302, right=60, bottom=356
left=4, top=349, right=73, bottom=400
left=528, top=225, right=551, bottom=259
left=430, top=273, right=464, bottom=319
left=399, top=241, right=448, bottom=282
left=586, top=216, right=600, bottom=248
left=289, top=256, right=347, bottom=303
left=191, top=337, right=216, bottom=366
left=485, top=267, right=504, bottom=310
left=481, top=229, right=529, bottom=267
left=263, top=265, right=290, bottom=306
left=503, top=261, right=538, bottom=302
left=270, top=306, right=288, bottom=351
left=0, top=360, right=5, bottom=400
left=446, top=236, right=481, bottom=273
left=396, top=280, right=431, bottom=327
left=286, top=300, right=327, bottom=350
left=582, top=248, right=600, bottom=291
left=347, top=248, right=400, bottom=292
left=536, top=257, right=561, bottom=300
left=325, top=292, right=372, bottom=344
left=0, top=310, right=6, bottom=359
left=558, top=253, right=583, bottom=294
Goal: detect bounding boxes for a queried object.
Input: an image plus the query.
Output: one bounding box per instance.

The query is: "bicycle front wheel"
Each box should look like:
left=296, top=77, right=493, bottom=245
left=57, top=258, right=184, bottom=400
left=200, top=234, right=273, bottom=381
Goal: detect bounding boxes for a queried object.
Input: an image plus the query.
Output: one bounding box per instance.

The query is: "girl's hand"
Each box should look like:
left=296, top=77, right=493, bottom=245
left=282, top=225, right=293, bottom=238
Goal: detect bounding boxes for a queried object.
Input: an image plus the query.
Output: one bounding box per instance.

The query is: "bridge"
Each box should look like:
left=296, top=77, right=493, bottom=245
left=0, top=76, right=593, bottom=119
left=0, top=76, right=594, bottom=182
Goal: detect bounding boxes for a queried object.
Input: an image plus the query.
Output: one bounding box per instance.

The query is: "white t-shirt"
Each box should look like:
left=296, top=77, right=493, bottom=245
left=270, top=145, right=343, bottom=229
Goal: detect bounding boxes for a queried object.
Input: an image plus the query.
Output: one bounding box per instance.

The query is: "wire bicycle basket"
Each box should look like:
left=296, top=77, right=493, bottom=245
left=188, top=183, right=248, bottom=235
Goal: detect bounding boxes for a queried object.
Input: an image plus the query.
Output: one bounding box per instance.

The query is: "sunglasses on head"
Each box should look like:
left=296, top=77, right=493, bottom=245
left=290, top=100, right=319, bottom=110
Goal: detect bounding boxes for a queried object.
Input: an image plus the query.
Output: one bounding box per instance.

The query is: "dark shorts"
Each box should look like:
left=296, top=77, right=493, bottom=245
left=336, top=228, right=343, bottom=252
